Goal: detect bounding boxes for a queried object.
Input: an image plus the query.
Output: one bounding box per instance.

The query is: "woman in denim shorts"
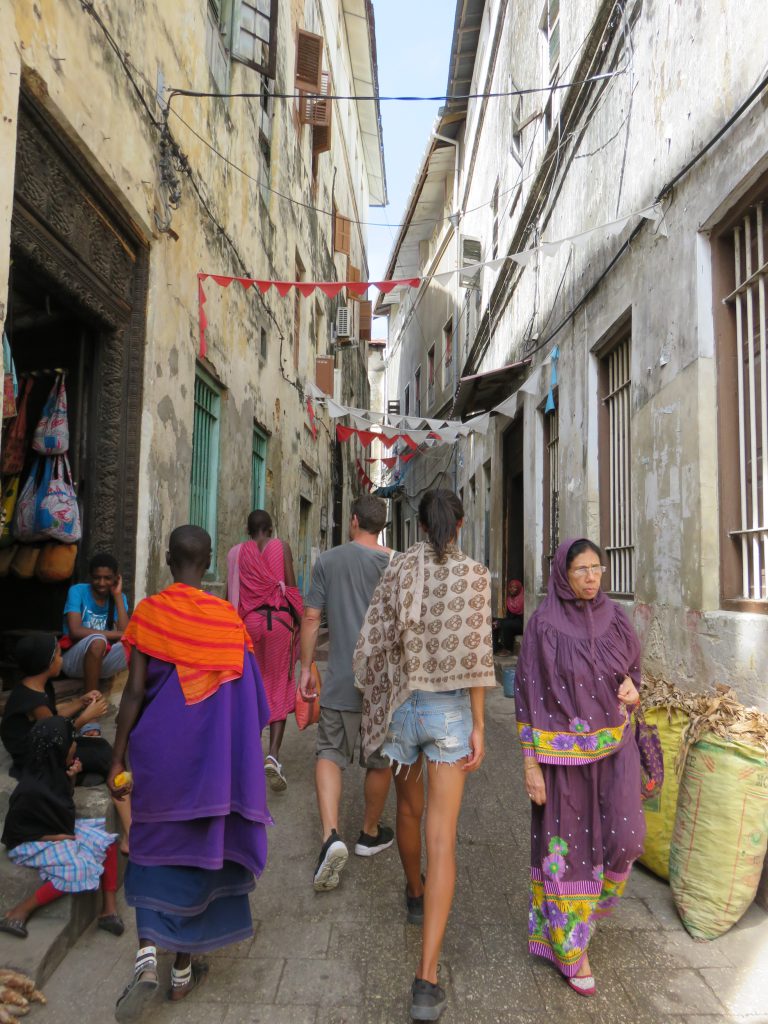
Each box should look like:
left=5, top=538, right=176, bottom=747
left=354, top=490, right=496, bottom=1021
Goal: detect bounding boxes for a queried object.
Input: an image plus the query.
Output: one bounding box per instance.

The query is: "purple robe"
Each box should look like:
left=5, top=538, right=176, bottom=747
left=124, top=648, right=272, bottom=952
left=515, top=539, right=645, bottom=976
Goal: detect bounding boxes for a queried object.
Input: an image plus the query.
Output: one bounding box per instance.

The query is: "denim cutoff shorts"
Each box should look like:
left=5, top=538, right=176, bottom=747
left=381, top=689, right=473, bottom=766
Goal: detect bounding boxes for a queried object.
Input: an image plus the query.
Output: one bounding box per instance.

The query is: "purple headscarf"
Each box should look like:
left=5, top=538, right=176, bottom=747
left=514, top=538, right=641, bottom=766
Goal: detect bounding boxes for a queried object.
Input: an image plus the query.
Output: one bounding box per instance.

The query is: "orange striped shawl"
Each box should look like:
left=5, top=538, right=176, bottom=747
left=123, top=583, right=254, bottom=705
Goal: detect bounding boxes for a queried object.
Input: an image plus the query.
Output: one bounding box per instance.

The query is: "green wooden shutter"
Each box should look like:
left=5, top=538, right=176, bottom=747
left=190, top=368, right=221, bottom=570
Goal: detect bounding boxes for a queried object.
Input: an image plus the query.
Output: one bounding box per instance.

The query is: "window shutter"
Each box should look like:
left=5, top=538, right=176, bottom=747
left=347, top=263, right=361, bottom=300
left=312, top=123, right=331, bottom=155
left=359, top=301, right=372, bottom=341
left=315, top=356, right=335, bottom=395
left=232, top=0, right=278, bottom=79
left=334, top=213, right=351, bottom=255
left=295, top=29, right=324, bottom=93
left=300, top=71, right=332, bottom=127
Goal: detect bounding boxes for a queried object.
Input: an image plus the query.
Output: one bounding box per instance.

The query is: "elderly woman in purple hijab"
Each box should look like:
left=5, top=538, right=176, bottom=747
left=515, top=538, right=644, bottom=997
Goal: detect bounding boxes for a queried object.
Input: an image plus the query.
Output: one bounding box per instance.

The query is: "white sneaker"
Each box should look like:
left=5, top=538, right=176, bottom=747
left=264, top=756, right=287, bottom=792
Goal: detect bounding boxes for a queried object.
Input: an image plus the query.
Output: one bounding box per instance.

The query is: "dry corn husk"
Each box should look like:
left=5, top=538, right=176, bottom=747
left=640, top=677, right=768, bottom=777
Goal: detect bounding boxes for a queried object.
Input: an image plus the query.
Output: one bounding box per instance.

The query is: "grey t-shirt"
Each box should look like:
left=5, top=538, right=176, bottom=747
left=306, top=542, right=391, bottom=711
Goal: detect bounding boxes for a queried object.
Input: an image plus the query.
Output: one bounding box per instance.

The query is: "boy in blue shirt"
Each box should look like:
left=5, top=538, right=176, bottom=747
left=61, top=553, right=130, bottom=692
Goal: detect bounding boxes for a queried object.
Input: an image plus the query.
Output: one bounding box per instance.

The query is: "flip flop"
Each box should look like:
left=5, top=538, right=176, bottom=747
left=567, top=973, right=596, bottom=997
left=114, top=969, right=159, bottom=1023
left=169, top=960, right=209, bottom=1002
left=0, top=917, right=28, bottom=939
left=98, top=913, right=125, bottom=936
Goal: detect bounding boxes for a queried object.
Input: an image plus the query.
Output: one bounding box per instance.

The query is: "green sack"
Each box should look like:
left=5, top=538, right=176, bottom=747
left=670, top=734, right=768, bottom=939
left=639, top=707, right=688, bottom=880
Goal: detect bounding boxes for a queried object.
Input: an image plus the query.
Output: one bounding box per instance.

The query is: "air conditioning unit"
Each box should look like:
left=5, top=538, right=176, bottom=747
left=460, top=237, right=483, bottom=288
left=336, top=305, right=351, bottom=338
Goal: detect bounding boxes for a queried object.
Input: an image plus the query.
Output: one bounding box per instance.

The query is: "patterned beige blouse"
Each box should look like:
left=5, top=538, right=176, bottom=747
left=353, top=541, right=496, bottom=758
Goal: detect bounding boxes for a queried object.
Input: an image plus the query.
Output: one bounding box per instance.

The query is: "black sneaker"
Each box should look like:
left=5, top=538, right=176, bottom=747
left=405, top=873, right=425, bottom=925
left=410, top=977, right=446, bottom=1021
left=354, top=823, right=394, bottom=857
left=313, top=830, right=348, bottom=892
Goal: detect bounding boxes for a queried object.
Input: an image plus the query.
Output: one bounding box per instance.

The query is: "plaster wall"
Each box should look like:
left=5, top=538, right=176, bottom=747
left=1, top=0, right=376, bottom=599
left=458, top=0, right=768, bottom=704
left=382, top=0, right=768, bottom=703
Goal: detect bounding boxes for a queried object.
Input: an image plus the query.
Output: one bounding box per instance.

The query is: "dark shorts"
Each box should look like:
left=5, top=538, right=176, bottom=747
left=316, top=708, right=389, bottom=770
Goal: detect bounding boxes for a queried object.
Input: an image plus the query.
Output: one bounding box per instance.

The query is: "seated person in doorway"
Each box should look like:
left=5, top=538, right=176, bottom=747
left=493, top=578, right=524, bottom=655
left=0, top=717, right=123, bottom=940
left=0, top=634, right=131, bottom=852
left=61, top=553, right=130, bottom=691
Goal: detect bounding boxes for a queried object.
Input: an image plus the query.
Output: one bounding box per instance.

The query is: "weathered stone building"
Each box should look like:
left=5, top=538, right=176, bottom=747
left=379, top=0, right=768, bottom=706
left=0, top=0, right=384, bottom=634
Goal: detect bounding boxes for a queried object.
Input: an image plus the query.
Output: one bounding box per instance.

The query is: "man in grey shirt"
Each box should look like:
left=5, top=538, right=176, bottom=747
left=299, top=495, right=394, bottom=892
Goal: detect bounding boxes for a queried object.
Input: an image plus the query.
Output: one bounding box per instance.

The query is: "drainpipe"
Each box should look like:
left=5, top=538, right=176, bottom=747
left=433, top=130, right=460, bottom=490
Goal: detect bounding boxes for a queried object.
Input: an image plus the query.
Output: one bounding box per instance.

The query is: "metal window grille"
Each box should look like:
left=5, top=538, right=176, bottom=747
left=545, top=407, right=559, bottom=571
left=726, top=201, right=768, bottom=599
left=604, top=337, right=634, bottom=594
left=252, top=426, right=268, bottom=510
left=190, top=370, right=221, bottom=565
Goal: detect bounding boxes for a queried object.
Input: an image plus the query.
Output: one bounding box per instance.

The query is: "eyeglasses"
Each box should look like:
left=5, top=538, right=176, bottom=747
left=570, top=565, right=607, bottom=578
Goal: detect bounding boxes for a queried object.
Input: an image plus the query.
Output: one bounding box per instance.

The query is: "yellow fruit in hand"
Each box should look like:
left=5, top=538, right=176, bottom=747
left=114, top=771, right=133, bottom=788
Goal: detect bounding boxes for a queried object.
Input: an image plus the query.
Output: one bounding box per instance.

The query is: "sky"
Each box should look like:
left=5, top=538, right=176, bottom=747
left=366, top=1, right=456, bottom=312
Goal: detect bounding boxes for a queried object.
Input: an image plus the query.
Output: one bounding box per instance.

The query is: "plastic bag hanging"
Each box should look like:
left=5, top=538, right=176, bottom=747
left=32, top=374, right=69, bottom=454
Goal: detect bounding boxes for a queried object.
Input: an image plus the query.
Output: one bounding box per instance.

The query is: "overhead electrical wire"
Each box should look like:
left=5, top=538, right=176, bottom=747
left=166, top=70, right=625, bottom=106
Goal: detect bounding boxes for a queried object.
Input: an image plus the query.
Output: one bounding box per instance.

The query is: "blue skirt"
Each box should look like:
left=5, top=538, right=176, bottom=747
left=125, top=859, right=255, bottom=953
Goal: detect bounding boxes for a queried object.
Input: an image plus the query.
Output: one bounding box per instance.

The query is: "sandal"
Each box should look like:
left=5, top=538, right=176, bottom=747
left=567, top=973, right=596, bottom=997
left=98, top=913, right=125, bottom=936
left=115, top=947, right=159, bottom=1023
left=169, top=960, right=209, bottom=1002
left=0, top=917, right=28, bottom=939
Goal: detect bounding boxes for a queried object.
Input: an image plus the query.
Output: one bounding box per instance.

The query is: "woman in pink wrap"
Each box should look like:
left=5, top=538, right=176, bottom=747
left=227, top=510, right=303, bottom=791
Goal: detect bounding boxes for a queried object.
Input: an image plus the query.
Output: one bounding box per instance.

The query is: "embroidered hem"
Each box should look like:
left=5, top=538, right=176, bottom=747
left=517, top=713, right=627, bottom=765
left=528, top=867, right=630, bottom=976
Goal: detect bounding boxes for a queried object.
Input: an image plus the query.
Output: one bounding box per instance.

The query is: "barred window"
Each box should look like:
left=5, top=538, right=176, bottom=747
left=717, top=194, right=768, bottom=605
left=599, top=332, right=634, bottom=595
left=190, top=367, right=222, bottom=570
left=252, top=425, right=268, bottom=511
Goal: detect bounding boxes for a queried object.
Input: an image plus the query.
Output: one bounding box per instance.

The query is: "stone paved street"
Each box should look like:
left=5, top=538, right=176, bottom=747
left=36, top=687, right=768, bottom=1024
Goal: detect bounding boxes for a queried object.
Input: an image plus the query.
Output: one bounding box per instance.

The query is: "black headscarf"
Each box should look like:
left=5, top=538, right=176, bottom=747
left=15, top=634, right=58, bottom=676
left=1, top=717, right=76, bottom=850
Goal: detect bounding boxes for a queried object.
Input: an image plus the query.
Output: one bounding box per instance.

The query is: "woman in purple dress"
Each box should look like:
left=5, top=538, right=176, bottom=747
left=515, top=538, right=645, bottom=997
left=108, top=526, right=272, bottom=1022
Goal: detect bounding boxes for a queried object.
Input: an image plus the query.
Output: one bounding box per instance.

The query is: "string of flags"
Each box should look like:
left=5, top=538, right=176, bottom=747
left=195, top=203, right=665, bottom=357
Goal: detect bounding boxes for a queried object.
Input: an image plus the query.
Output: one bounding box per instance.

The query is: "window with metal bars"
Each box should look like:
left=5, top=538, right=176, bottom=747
left=717, top=196, right=768, bottom=604
left=542, top=405, right=559, bottom=581
left=252, top=425, right=268, bottom=511
left=190, top=368, right=222, bottom=570
left=598, top=333, right=634, bottom=595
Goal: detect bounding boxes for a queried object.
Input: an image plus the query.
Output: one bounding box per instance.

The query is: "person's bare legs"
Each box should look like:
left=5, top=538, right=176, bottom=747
left=362, top=765, right=391, bottom=836
left=268, top=720, right=287, bottom=762
left=393, top=758, right=425, bottom=898
left=316, top=757, right=343, bottom=840
left=112, top=794, right=132, bottom=855
left=418, top=759, right=467, bottom=984
left=83, top=637, right=107, bottom=693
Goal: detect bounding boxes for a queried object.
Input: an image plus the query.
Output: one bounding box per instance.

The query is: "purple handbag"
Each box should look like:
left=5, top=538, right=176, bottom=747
left=634, top=706, right=664, bottom=801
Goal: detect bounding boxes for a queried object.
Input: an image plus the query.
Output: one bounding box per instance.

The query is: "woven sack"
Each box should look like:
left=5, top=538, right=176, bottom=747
left=670, top=734, right=768, bottom=939
left=639, top=707, right=688, bottom=880
left=36, top=541, right=78, bottom=583
left=11, top=544, right=41, bottom=579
